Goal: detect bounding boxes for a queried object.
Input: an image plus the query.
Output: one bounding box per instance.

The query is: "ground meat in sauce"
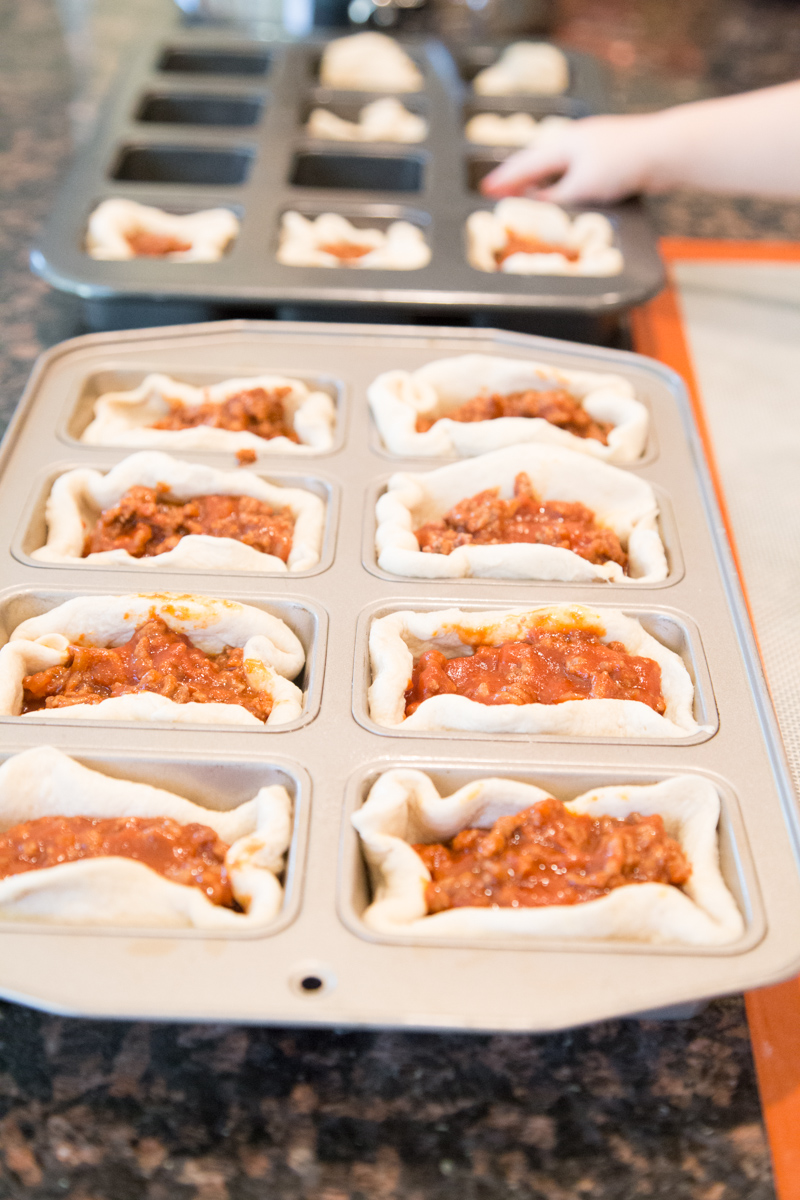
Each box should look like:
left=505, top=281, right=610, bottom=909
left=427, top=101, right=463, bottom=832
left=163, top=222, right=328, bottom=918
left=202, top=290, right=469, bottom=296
left=404, top=627, right=665, bottom=717
left=236, top=448, right=257, bottom=466
left=0, top=814, right=237, bottom=908
left=22, top=617, right=273, bottom=721
left=318, top=241, right=373, bottom=261
left=153, top=386, right=300, bottom=443
left=495, top=228, right=580, bottom=267
left=84, top=484, right=295, bottom=562
left=415, top=388, right=612, bottom=443
left=414, top=472, right=627, bottom=569
left=413, top=797, right=691, bottom=912
left=125, top=230, right=192, bottom=257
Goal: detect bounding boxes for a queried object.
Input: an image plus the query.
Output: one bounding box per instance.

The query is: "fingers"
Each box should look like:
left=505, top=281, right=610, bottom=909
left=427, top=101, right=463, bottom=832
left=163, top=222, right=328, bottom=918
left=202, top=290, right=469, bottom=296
left=481, top=143, right=572, bottom=198
left=534, top=170, right=595, bottom=205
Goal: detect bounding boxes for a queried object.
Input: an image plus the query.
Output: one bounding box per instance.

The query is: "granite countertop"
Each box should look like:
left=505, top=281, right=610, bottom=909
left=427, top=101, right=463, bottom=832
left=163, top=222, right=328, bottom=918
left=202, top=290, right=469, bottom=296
left=0, top=0, right=799, bottom=1195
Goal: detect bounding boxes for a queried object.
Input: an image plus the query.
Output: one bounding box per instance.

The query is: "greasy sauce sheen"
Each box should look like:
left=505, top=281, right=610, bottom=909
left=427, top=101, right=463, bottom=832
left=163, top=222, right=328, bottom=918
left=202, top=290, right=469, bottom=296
left=318, top=241, right=373, bottom=260
left=404, top=627, right=665, bottom=717
left=125, top=230, right=192, bottom=257
left=153, top=386, right=300, bottom=443
left=413, top=797, right=691, bottom=911
left=415, top=388, right=612, bottom=443
left=84, top=483, right=295, bottom=562
left=0, top=814, right=236, bottom=907
left=22, top=617, right=272, bottom=721
left=495, top=229, right=580, bottom=266
left=414, top=471, right=627, bottom=569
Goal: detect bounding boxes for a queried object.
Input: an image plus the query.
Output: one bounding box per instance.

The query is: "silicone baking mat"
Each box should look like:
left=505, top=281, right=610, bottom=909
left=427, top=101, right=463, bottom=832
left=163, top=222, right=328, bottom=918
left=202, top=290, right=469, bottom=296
left=631, top=237, right=800, bottom=1200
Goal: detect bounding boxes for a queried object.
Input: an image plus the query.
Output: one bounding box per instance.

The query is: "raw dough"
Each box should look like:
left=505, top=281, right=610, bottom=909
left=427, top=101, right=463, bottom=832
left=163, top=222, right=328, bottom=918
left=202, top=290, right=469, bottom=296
left=353, top=769, right=743, bottom=945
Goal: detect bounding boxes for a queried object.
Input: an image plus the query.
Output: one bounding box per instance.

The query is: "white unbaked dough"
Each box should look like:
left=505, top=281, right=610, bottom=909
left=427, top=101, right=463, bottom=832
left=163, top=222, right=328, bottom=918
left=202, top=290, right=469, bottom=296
left=368, top=353, right=647, bottom=462
left=368, top=604, right=701, bottom=737
left=307, top=97, right=427, bottom=143
left=375, top=444, right=666, bottom=582
left=277, top=212, right=431, bottom=271
left=86, top=199, right=240, bottom=262
left=33, top=451, right=326, bottom=574
left=467, top=198, right=623, bottom=276
left=0, top=746, right=293, bottom=929
left=0, top=593, right=306, bottom=727
left=319, top=32, right=424, bottom=92
left=465, top=112, right=571, bottom=147
left=352, top=770, right=744, bottom=945
left=472, top=42, right=569, bottom=96
left=81, top=373, right=336, bottom=455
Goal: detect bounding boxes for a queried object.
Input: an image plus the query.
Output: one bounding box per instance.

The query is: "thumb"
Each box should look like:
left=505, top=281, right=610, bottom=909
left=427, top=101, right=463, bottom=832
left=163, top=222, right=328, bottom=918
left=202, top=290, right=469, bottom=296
left=481, top=142, right=572, bottom=198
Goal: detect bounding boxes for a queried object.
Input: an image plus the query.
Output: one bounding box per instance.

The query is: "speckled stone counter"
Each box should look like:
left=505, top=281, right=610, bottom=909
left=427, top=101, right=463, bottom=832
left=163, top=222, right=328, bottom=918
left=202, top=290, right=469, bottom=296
left=0, top=0, right=798, bottom=1195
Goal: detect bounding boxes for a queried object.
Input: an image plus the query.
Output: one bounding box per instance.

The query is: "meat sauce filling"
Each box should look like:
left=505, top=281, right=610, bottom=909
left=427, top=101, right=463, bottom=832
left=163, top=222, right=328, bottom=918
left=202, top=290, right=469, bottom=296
left=495, top=229, right=580, bottom=267
left=404, top=627, right=665, bottom=717
left=153, top=386, right=300, bottom=443
left=414, top=471, right=627, bottom=569
left=0, top=814, right=237, bottom=908
left=413, top=797, right=691, bottom=912
left=318, top=241, right=373, bottom=261
left=22, top=617, right=273, bottom=721
left=125, top=230, right=192, bottom=257
left=84, top=483, right=295, bottom=562
left=415, top=388, right=612, bottom=443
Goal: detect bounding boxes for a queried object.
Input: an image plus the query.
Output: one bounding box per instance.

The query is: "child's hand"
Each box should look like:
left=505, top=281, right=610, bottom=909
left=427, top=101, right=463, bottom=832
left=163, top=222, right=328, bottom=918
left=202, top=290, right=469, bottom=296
left=481, top=114, right=661, bottom=205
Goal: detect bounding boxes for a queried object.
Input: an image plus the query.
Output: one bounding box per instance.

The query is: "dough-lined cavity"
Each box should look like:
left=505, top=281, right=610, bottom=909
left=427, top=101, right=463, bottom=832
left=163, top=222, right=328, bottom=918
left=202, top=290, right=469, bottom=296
left=0, top=746, right=293, bottom=929
left=467, top=198, right=623, bottom=276
left=319, top=32, right=424, bottom=92
left=375, top=444, right=666, bottom=582
left=472, top=43, right=569, bottom=97
left=368, top=604, right=702, bottom=738
left=0, top=593, right=306, bottom=727
left=81, top=373, right=337, bottom=455
left=277, top=212, right=430, bottom=270
left=307, top=98, right=427, bottom=143
left=352, top=770, right=744, bottom=945
left=86, top=199, right=239, bottom=262
left=368, top=353, right=647, bottom=462
left=34, top=451, right=326, bottom=573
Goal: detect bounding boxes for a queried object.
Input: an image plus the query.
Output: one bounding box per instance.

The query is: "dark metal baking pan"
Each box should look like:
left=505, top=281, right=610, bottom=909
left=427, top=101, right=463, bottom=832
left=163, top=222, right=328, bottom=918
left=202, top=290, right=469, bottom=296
left=31, top=30, right=664, bottom=341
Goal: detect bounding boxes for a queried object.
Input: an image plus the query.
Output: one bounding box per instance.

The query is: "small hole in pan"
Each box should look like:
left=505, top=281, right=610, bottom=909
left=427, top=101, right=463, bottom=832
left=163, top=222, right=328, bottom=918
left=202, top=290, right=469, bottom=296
left=289, top=961, right=336, bottom=996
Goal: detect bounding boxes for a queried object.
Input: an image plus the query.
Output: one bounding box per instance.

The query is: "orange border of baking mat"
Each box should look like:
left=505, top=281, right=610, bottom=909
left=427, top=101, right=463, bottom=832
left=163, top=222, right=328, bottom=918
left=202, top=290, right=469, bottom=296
left=631, top=237, right=800, bottom=1200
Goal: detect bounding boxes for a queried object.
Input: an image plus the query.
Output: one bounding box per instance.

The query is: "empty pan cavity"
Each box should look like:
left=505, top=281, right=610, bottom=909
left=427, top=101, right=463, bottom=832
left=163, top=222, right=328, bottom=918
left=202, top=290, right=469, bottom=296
left=466, top=152, right=512, bottom=193
left=290, top=152, right=424, bottom=192
left=136, top=92, right=265, bottom=128
left=112, top=145, right=254, bottom=186
left=158, top=47, right=270, bottom=76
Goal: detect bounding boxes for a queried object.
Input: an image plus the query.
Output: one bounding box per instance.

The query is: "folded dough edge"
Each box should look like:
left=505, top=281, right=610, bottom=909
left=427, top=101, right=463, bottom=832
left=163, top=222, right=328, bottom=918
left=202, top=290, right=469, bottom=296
left=33, top=451, right=326, bottom=573
left=367, top=603, right=701, bottom=737
left=375, top=443, right=667, bottom=582
left=81, top=374, right=336, bottom=455
left=352, top=769, right=744, bottom=945
left=0, top=746, right=293, bottom=928
left=367, top=353, right=648, bottom=462
left=1, top=592, right=306, bottom=727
